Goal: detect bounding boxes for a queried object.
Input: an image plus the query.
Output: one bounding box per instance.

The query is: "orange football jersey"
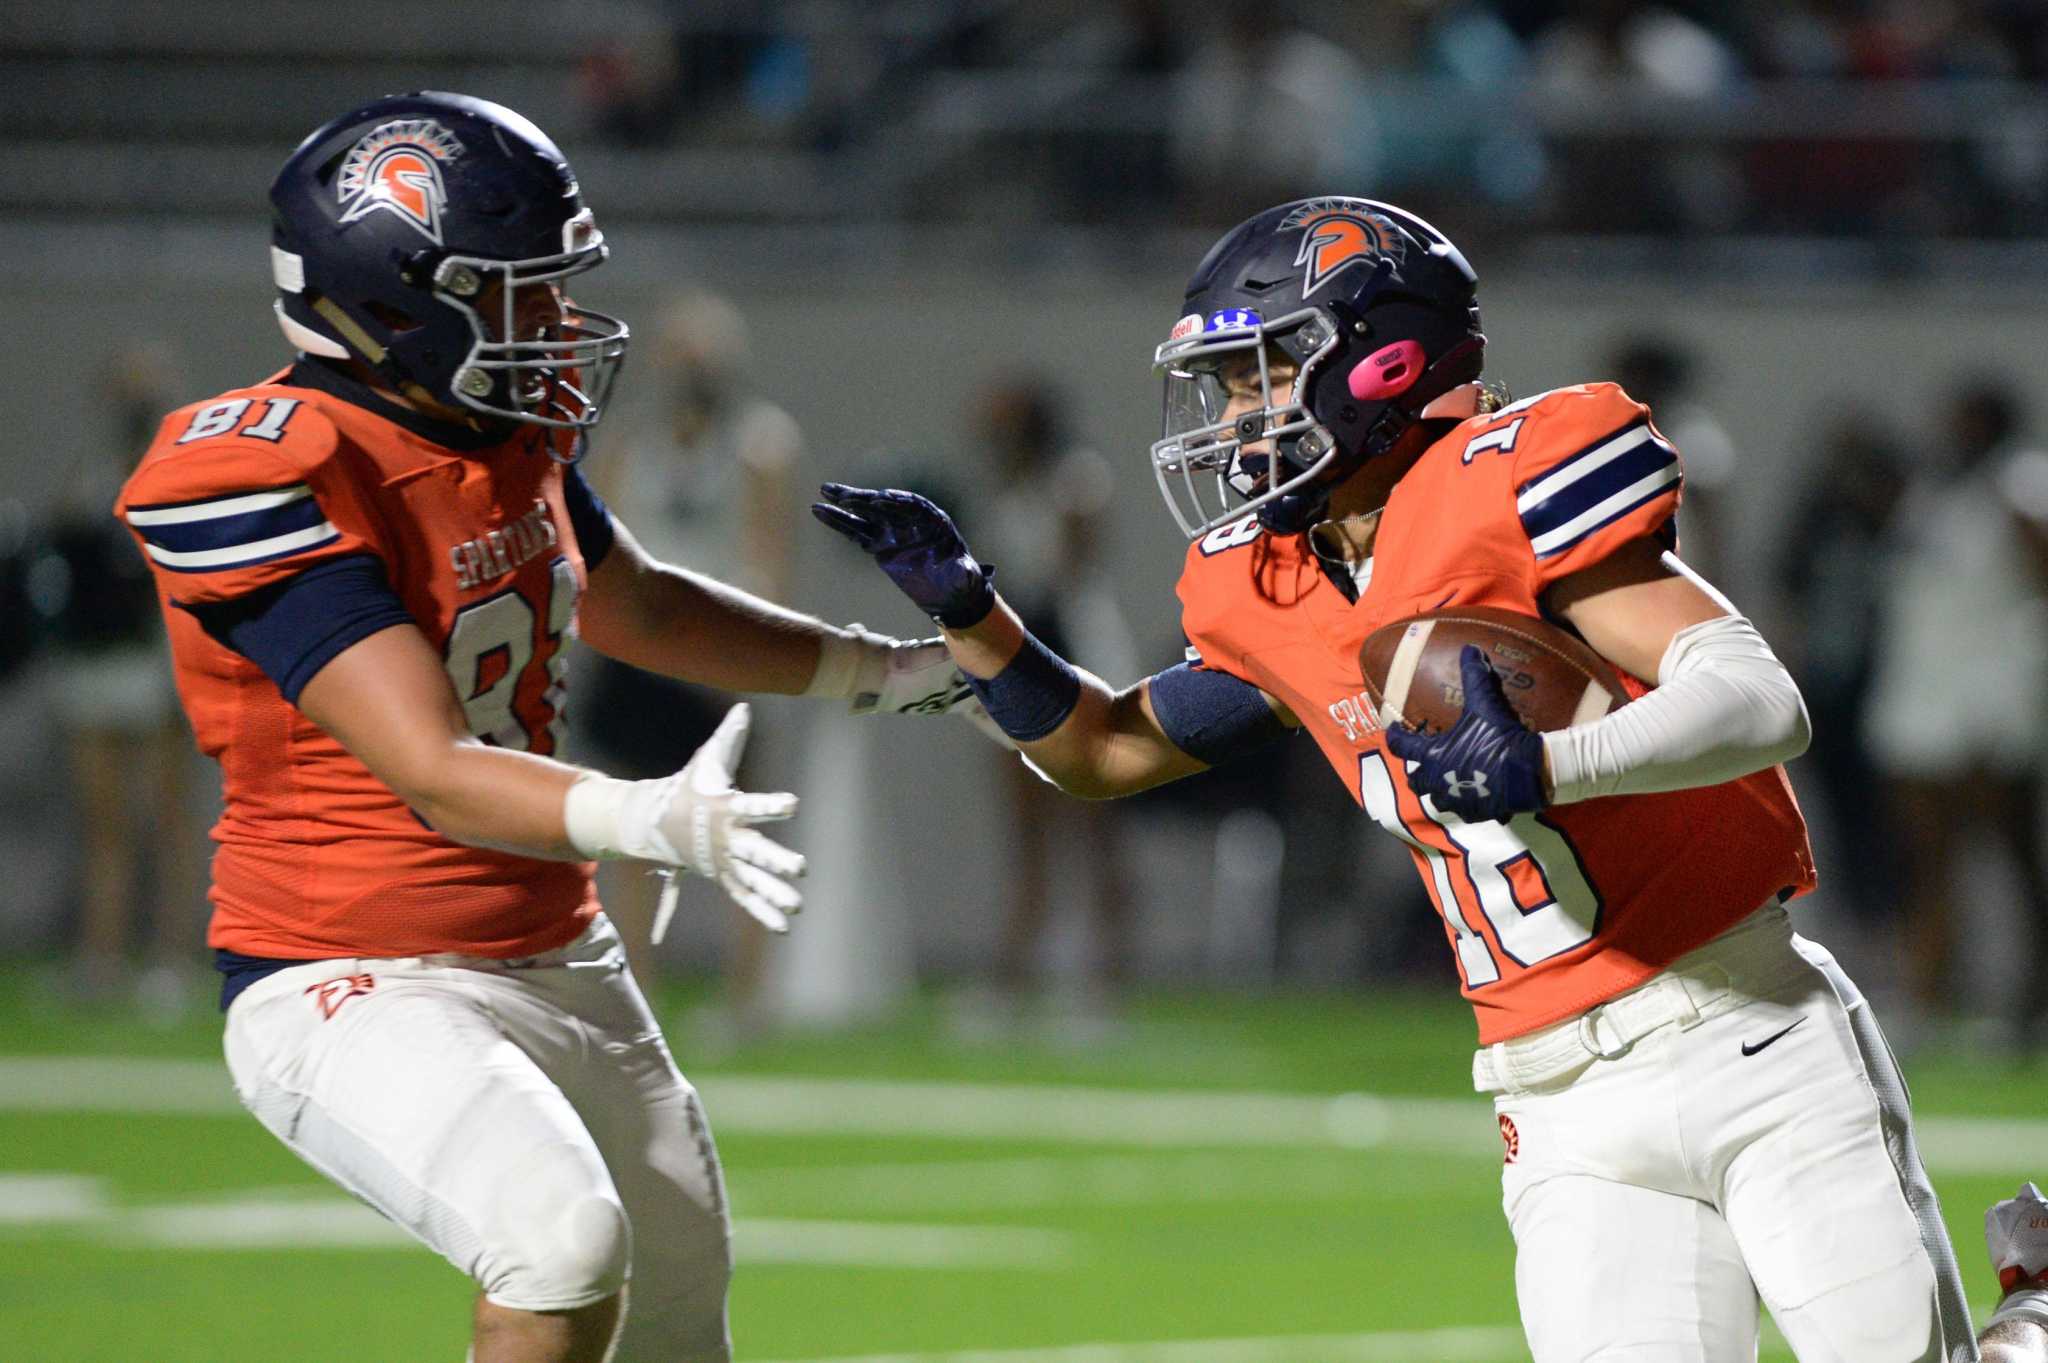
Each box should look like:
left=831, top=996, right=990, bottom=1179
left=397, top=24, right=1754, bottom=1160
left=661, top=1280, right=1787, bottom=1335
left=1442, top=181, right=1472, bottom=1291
left=114, top=364, right=600, bottom=961
left=1175, top=383, right=1815, bottom=1044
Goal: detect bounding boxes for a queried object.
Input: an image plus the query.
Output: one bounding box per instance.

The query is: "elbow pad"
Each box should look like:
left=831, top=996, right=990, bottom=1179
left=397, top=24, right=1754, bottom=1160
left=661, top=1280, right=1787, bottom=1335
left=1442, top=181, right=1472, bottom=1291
left=1544, top=613, right=1810, bottom=805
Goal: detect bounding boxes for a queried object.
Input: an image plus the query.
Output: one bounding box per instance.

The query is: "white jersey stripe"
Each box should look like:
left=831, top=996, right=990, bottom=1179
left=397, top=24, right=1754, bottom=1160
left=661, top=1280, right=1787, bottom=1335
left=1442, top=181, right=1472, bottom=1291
left=1514, top=425, right=1654, bottom=514
left=141, top=521, right=339, bottom=570
left=1528, top=462, right=1683, bottom=558
left=125, top=484, right=314, bottom=527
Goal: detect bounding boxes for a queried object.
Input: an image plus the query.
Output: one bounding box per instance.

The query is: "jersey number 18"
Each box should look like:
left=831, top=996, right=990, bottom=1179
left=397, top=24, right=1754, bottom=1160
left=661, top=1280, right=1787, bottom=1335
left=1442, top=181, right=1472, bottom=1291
left=1358, top=752, right=1600, bottom=987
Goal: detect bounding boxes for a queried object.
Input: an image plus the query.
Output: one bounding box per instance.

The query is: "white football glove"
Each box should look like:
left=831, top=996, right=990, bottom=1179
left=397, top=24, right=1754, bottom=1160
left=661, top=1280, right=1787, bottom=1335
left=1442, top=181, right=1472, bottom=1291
left=849, top=635, right=968, bottom=715
left=1988, top=1181, right=2048, bottom=1291
left=563, top=703, right=805, bottom=934
left=809, top=627, right=1017, bottom=748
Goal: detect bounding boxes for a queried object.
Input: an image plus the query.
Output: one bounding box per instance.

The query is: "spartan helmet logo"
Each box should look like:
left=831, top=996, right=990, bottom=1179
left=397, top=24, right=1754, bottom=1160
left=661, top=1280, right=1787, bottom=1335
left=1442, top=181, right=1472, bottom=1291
left=1279, top=200, right=1406, bottom=299
left=336, top=119, right=465, bottom=244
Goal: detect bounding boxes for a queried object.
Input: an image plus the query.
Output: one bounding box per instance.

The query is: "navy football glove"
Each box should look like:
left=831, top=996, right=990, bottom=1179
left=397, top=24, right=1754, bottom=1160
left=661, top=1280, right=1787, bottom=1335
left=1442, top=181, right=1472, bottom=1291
left=1383, top=646, right=1549, bottom=823
left=811, top=484, right=998, bottom=629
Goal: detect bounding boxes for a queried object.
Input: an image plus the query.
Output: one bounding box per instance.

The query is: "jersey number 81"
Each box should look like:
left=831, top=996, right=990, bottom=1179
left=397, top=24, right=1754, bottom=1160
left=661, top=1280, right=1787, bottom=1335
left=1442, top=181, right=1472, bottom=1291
left=443, top=558, right=577, bottom=752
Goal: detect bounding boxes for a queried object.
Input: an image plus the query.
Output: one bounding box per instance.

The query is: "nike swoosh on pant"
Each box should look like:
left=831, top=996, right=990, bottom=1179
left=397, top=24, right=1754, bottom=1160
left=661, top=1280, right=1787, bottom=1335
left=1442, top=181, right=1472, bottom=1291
left=1741, top=1016, right=1806, bottom=1057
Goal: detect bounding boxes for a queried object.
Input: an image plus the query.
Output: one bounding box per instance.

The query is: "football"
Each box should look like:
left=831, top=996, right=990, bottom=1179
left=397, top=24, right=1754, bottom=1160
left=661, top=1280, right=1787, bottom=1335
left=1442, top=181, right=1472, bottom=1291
left=1360, top=605, right=1630, bottom=735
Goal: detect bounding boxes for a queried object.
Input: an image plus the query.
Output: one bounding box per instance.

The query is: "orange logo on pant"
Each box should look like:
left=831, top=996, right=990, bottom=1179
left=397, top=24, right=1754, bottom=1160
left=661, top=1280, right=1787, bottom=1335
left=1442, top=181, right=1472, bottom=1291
left=305, top=973, right=376, bottom=1020
left=1499, top=1113, right=1520, bottom=1164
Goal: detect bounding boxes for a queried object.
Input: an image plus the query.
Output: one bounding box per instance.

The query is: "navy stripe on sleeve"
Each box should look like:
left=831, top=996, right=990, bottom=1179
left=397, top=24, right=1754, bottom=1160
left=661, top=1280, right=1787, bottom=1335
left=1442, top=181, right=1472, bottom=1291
left=124, top=483, right=342, bottom=573
left=563, top=465, right=615, bottom=570
left=183, top=553, right=416, bottom=703
left=1515, top=422, right=1681, bottom=560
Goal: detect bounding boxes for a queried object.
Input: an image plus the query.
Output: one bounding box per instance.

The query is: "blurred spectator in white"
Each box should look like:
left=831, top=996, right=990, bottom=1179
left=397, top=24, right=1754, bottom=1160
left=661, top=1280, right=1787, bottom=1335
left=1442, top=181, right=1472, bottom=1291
left=574, top=289, right=803, bottom=1028
left=1862, top=378, right=2048, bottom=1044
left=1775, top=416, right=1910, bottom=934
left=956, top=376, right=1139, bottom=1040
left=1530, top=0, right=1745, bottom=97
left=36, top=342, right=203, bottom=1018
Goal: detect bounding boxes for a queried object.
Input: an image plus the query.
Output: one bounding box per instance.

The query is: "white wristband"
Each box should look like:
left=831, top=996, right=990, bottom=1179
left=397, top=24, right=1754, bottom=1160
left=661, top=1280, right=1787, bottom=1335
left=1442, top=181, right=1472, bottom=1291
left=801, top=626, right=888, bottom=700
left=562, top=772, right=678, bottom=863
left=1992, top=1285, right=2048, bottom=1332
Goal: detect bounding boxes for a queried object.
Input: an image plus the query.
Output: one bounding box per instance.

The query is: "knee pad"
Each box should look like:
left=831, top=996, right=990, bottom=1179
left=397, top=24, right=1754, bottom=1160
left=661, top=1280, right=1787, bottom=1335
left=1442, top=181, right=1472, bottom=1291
left=481, top=1141, right=632, bottom=1310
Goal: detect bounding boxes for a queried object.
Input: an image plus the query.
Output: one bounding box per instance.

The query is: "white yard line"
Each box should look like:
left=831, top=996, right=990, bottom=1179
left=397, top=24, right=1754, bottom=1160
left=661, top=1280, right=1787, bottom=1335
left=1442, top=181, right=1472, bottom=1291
left=0, top=1058, right=2039, bottom=1177
left=739, top=1151, right=1380, bottom=1215
left=0, top=1174, right=1073, bottom=1267
left=747, top=1326, right=1532, bottom=1363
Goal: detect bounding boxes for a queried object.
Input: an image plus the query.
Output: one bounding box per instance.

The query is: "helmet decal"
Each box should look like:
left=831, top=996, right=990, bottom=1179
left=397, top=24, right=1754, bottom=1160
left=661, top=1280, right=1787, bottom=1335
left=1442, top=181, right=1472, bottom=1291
left=1280, top=200, right=1405, bottom=299
left=337, top=119, right=464, bottom=244
left=1151, top=195, right=1482, bottom=539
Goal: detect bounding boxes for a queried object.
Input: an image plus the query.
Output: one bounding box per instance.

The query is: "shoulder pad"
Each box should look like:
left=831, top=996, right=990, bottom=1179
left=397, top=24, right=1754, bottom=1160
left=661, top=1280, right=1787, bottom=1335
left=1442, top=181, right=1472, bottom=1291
left=1504, top=383, right=1679, bottom=563
left=117, top=388, right=370, bottom=602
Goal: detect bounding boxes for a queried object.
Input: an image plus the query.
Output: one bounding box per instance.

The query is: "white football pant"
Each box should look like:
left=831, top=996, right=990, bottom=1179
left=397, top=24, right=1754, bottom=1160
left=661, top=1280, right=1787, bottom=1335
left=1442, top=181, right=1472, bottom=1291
left=223, top=914, right=732, bottom=1363
left=1480, top=905, right=1978, bottom=1363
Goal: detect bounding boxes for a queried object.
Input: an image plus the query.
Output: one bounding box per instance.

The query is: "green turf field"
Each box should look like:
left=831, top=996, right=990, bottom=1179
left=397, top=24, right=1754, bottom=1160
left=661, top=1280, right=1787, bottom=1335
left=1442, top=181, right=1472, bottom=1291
left=0, top=968, right=2034, bottom=1362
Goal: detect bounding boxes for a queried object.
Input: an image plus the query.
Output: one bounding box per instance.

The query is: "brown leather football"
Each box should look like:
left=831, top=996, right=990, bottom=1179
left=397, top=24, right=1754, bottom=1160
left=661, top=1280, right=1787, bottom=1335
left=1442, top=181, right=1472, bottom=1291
left=1360, top=605, right=1630, bottom=735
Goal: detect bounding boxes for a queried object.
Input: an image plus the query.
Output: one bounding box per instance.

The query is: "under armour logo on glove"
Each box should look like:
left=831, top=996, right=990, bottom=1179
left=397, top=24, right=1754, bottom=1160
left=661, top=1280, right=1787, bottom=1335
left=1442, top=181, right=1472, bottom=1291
left=1443, top=771, right=1491, bottom=801
left=1384, top=646, right=1548, bottom=823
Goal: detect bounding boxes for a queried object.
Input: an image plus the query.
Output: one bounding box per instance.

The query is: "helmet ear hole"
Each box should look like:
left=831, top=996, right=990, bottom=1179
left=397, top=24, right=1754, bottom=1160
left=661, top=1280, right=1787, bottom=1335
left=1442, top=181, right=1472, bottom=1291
left=363, top=301, right=421, bottom=333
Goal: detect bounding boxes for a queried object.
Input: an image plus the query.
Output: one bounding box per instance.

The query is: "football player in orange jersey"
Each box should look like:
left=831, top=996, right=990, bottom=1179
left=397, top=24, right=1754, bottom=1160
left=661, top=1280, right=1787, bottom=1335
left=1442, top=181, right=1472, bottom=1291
left=114, top=93, right=986, bottom=1363
left=819, top=198, right=1994, bottom=1361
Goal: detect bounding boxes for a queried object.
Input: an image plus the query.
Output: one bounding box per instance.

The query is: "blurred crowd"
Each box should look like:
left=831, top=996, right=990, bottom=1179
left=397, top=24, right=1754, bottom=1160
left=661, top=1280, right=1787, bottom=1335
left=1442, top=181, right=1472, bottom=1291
left=9, top=302, right=2046, bottom=1058
left=14, top=1, right=2048, bottom=1045
left=572, top=0, right=2048, bottom=242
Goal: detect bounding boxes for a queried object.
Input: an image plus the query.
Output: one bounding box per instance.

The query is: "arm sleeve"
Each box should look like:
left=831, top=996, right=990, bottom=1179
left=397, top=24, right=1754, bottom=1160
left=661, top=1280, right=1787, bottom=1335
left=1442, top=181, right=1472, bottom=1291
left=1147, top=661, right=1290, bottom=766
left=1542, top=612, right=1811, bottom=803
left=184, top=554, right=416, bottom=704
left=562, top=463, right=616, bottom=570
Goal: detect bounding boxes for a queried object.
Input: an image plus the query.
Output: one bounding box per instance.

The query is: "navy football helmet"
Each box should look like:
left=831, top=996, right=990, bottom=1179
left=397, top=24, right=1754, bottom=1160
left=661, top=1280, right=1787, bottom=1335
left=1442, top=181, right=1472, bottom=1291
left=268, top=91, right=627, bottom=440
left=1150, top=197, right=1484, bottom=537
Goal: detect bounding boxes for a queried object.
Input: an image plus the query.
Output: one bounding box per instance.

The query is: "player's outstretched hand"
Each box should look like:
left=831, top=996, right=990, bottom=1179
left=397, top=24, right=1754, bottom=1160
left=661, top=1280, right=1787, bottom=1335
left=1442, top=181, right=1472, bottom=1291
left=1989, top=1182, right=2048, bottom=1293
left=812, top=484, right=997, bottom=629
left=660, top=704, right=805, bottom=932
left=1384, top=646, right=1548, bottom=823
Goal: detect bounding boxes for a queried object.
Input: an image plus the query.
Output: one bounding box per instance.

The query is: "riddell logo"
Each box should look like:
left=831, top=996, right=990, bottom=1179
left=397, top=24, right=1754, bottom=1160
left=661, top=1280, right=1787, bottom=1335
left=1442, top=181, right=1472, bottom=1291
left=305, top=973, right=375, bottom=1020
left=337, top=118, right=464, bottom=244
left=1498, top=1113, right=1519, bottom=1164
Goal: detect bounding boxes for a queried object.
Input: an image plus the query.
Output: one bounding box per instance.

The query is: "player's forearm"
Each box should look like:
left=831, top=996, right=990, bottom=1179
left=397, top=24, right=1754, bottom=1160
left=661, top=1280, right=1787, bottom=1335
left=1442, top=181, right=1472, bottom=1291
left=1543, top=613, right=1810, bottom=803
left=403, top=740, right=587, bottom=859
left=943, top=601, right=1195, bottom=799
left=1983, top=1319, right=2048, bottom=1363
left=581, top=554, right=838, bottom=695
left=1025, top=682, right=1201, bottom=799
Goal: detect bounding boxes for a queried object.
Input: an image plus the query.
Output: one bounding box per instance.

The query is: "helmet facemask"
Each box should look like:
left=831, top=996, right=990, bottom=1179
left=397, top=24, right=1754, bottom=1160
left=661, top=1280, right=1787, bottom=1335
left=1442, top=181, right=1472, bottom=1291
left=1151, top=306, right=1346, bottom=539
left=434, top=209, right=629, bottom=435
left=1147, top=196, right=1487, bottom=541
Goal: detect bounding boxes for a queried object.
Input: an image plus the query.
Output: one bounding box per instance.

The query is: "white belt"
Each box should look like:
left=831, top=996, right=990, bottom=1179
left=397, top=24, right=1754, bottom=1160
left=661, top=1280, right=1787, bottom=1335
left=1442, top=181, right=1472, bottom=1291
left=1472, top=901, right=1802, bottom=1094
